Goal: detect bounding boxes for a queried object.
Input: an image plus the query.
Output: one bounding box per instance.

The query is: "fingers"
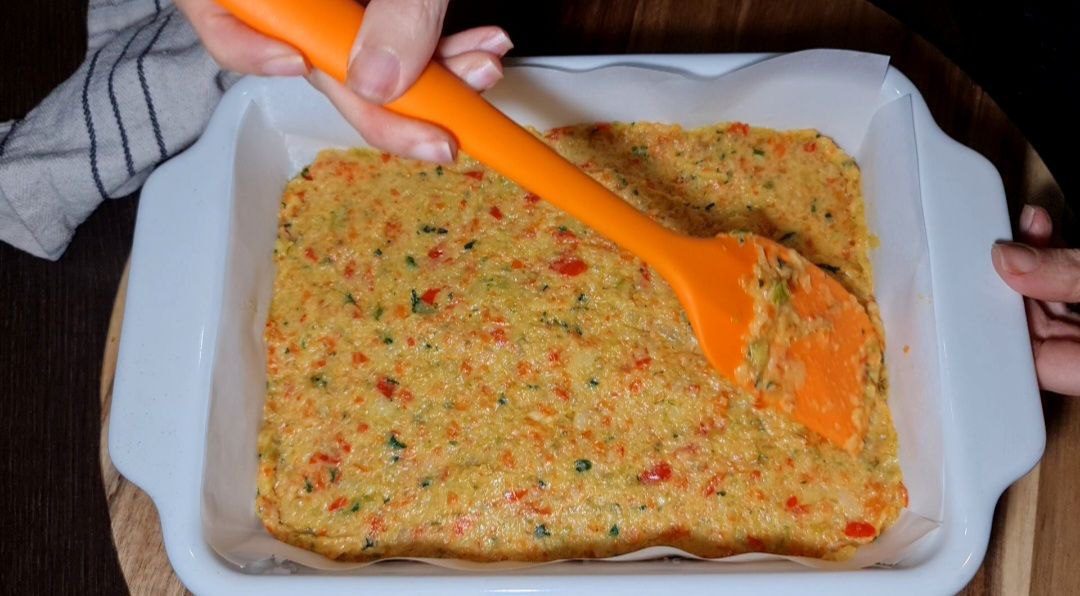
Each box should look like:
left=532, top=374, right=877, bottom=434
left=1003, top=204, right=1080, bottom=396
left=305, top=20, right=508, bottom=162
left=305, top=47, right=501, bottom=161
left=175, top=0, right=307, bottom=76
left=1043, top=298, right=1080, bottom=322
left=441, top=51, right=504, bottom=91
left=1032, top=337, right=1080, bottom=396
left=437, top=27, right=514, bottom=58
left=993, top=242, right=1080, bottom=302
left=1019, top=204, right=1054, bottom=247
left=348, top=0, right=450, bottom=103
left=308, top=70, right=455, bottom=164
left=1026, top=298, right=1080, bottom=341
left=305, top=1, right=512, bottom=161
left=436, top=27, right=512, bottom=91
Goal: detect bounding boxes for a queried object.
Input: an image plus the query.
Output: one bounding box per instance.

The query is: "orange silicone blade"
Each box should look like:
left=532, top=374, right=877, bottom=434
left=218, top=0, right=874, bottom=451
left=670, top=235, right=874, bottom=452
left=788, top=276, right=875, bottom=452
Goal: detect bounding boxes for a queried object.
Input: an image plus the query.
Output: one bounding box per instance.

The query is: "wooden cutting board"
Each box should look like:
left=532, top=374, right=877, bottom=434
left=99, top=263, right=189, bottom=596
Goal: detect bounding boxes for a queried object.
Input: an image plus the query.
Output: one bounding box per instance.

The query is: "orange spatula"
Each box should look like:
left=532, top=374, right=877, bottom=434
left=219, top=0, right=878, bottom=452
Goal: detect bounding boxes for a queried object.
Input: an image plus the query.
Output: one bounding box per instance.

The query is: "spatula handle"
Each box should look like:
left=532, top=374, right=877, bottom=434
left=217, top=0, right=681, bottom=265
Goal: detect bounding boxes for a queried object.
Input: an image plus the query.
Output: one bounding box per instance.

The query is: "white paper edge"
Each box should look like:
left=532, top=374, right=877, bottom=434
left=199, top=49, right=944, bottom=573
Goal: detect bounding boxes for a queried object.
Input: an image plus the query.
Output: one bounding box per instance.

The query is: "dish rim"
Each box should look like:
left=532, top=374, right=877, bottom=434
left=108, top=52, right=1044, bottom=595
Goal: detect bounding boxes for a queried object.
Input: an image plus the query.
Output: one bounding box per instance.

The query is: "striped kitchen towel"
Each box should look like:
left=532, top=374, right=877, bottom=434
left=0, top=0, right=239, bottom=260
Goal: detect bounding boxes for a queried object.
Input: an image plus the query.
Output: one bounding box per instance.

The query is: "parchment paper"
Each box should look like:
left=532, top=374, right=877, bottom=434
left=201, top=50, right=944, bottom=573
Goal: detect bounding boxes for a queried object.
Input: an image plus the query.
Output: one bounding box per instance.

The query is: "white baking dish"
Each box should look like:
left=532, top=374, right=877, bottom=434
left=109, top=52, right=1043, bottom=594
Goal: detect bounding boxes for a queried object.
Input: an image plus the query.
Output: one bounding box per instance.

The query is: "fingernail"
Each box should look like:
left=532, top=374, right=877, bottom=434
left=261, top=54, right=308, bottom=77
left=411, top=140, right=454, bottom=164
left=350, top=46, right=400, bottom=103
left=479, top=31, right=514, bottom=55
left=1020, top=204, right=1036, bottom=234
left=993, top=241, right=1040, bottom=274
left=463, top=60, right=503, bottom=90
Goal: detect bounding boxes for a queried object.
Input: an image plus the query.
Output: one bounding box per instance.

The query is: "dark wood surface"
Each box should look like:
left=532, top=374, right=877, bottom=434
left=1, top=1, right=1072, bottom=593
left=1, top=3, right=132, bottom=593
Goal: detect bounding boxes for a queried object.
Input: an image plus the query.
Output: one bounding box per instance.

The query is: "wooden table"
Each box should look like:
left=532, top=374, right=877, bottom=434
left=2, top=1, right=1072, bottom=593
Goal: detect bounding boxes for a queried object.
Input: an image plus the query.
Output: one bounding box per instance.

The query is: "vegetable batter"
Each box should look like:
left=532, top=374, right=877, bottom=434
left=256, top=122, right=905, bottom=562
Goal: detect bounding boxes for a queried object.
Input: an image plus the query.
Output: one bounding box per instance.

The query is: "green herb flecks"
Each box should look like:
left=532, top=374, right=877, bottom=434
left=748, top=340, right=770, bottom=379
left=539, top=311, right=584, bottom=336
left=411, top=289, right=436, bottom=314
left=388, top=434, right=407, bottom=450
left=771, top=282, right=790, bottom=306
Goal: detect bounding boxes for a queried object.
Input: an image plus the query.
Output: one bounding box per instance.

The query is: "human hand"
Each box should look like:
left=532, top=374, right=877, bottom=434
left=175, top=0, right=512, bottom=162
left=992, top=204, right=1080, bottom=396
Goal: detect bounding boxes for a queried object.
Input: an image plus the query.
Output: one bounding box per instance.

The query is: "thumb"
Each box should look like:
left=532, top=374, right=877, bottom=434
left=993, top=242, right=1080, bottom=302
left=347, top=0, right=448, bottom=104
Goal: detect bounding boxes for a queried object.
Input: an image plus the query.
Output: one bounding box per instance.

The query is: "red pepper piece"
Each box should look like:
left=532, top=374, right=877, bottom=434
left=550, top=257, right=587, bottom=276
left=639, top=461, right=672, bottom=484
left=420, top=288, right=440, bottom=305
left=376, top=377, right=398, bottom=399
left=844, top=521, right=877, bottom=539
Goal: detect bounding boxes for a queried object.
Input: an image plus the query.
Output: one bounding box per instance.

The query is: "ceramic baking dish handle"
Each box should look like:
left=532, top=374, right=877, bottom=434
left=107, top=131, right=232, bottom=509
left=916, top=119, right=1046, bottom=501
